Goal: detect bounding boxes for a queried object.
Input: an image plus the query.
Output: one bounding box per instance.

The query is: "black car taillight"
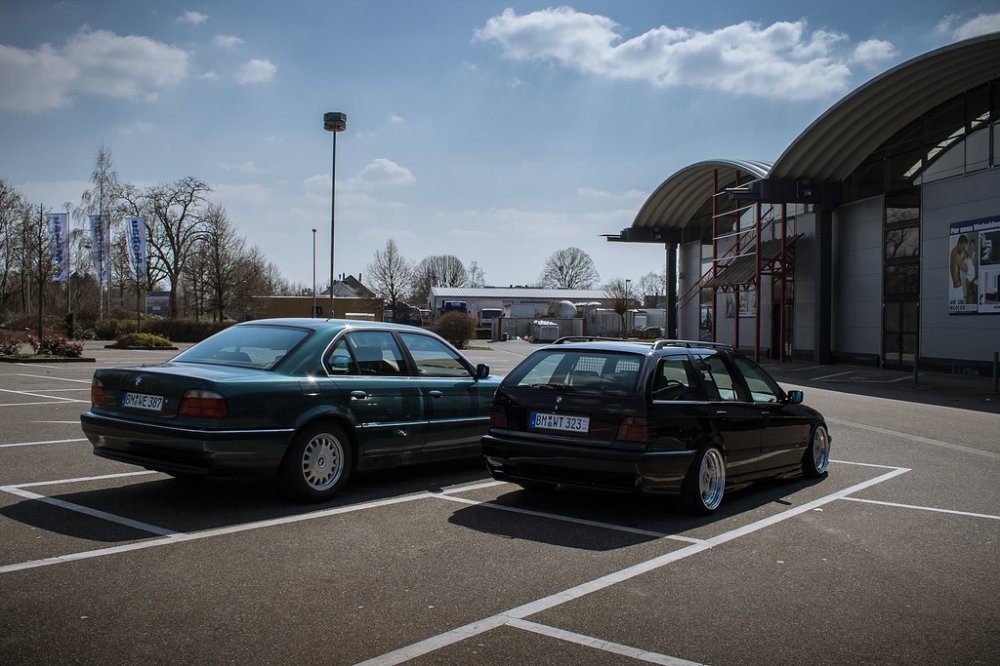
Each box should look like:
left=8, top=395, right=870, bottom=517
left=489, top=403, right=508, bottom=428
left=617, top=417, right=651, bottom=443
left=90, top=378, right=105, bottom=407
left=178, top=390, right=229, bottom=418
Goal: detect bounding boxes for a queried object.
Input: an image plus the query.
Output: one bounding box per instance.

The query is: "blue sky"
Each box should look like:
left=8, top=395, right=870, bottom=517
left=2, top=1, right=999, bottom=290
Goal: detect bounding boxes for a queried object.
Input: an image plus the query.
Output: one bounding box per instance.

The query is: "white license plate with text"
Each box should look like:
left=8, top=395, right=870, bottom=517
left=530, top=411, right=590, bottom=433
left=122, top=392, right=164, bottom=412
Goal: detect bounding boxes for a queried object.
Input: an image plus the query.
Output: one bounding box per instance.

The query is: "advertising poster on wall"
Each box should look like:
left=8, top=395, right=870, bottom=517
left=949, top=216, right=1000, bottom=314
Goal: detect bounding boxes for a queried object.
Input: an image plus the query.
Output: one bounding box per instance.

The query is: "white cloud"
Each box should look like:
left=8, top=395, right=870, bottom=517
left=178, top=11, right=208, bottom=25
left=0, top=28, right=190, bottom=112
left=118, top=119, right=154, bottom=136
left=236, top=58, right=276, bottom=84
left=578, top=187, right=646, bottom=200
left=199, top=70, right=220, bottom=81
left=475, top=8, right=890, bottom=101
left=388, top=113, right=405, bottom=124
left=354, top=158, right=416, bottom=188
left=938, top=12, right=1000, bottom=41
left=220, top=161, right=260, bottom=174
left=212, top=34, right=244, bottom=50
left=850, top=39, right=898, bottom=67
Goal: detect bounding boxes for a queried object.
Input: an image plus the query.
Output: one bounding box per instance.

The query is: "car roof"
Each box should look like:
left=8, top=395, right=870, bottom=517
left=543, top=338, right=739, bottom=358
left=234, top=318, right=428, bottom=334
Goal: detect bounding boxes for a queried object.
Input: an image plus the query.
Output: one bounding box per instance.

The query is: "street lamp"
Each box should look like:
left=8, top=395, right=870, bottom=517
left=323, top=111, right=347, bottom=319
left=625, top=278, right=632, bottom=338
left=311, top=228, right=317, bottom=318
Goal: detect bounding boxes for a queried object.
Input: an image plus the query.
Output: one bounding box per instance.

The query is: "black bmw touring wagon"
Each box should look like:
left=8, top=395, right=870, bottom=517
left=482, top=339, right=830, bottom=514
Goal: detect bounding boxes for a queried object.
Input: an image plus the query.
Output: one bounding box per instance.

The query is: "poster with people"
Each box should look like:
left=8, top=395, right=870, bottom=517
left=949, top=216, right=1000, bottom=314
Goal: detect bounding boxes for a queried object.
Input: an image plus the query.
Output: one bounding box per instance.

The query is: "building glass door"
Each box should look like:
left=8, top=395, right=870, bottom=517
left=882, top=190, right=921, bottom=369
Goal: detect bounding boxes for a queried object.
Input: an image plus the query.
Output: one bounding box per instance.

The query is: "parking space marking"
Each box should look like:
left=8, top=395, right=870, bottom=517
left=357, top=465, right=910, bottom=666
left=16, top=374, right=92, bottom=383
left=0, top=480, right=507, bottom=575
left=0, top=401, right=86, bottom=408
left=508, top=618, right=702, bottom=665
left=1, top=485, right=178, bottom=536
left=827, top=417, right=1000, bottom=460
left=0, top=388, right=89, bottom=404
left=434, top=493, right=706, bottom=544
left=812, top=371, right=853, bottom=381
left=841, top=497, right=1000, bottom=521
left=9, top=470, right=157, bottom=488
left=0, top=438, right=88, bottom=449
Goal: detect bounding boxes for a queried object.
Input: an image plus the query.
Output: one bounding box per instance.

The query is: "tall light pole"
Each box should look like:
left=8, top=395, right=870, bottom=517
left=323, top=111, right=347, bottom=319
left=311, top=228, right=317, bottom=318
left=625, top=278, right=632, bottom=338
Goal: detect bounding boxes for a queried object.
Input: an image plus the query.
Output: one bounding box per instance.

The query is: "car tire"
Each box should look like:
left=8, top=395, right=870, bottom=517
left=802, top=424, right=831, bottom=478
left=681, top=445, right=726, bottom=515
left=280, top=422, right=353, bottom=502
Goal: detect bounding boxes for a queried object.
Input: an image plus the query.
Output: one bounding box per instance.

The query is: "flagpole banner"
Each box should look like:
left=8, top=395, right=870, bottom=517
left=949, top=215, right=1000, bottom=315
left=46, top=213, right=68, bottom=282
left=125, top=217, right=147, bottom=280
left=89, top=215, right=109, bottom=282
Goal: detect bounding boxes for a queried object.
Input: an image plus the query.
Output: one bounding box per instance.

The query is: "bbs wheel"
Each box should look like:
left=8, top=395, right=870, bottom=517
left=802, top=424, right=831, bottom=478
left=681, top=446, right=726, bottom=515
left=281, top=422, right=352, bottom=502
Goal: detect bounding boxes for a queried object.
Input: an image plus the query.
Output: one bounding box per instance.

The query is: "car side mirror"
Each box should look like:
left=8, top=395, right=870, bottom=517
left=786, top=389, right=803, bottom=404
left=475, top=363, right=490, bottom=379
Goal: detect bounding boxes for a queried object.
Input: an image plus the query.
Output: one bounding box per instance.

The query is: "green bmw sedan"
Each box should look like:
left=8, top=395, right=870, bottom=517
left=81, top=318, right=499, bottom=502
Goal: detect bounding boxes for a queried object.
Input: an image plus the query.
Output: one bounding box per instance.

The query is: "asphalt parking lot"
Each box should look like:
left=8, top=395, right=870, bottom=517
left=1, top=340, right=998, bottom=665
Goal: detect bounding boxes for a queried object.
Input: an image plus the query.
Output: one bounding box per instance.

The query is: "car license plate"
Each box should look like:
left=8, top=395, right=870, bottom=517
left=122, top=392, right=164, bottom=412
left=530, top=411, right=589, bottom=433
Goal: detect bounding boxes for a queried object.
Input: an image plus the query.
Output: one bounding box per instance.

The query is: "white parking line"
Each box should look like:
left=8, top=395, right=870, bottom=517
left=433, top=493, right=706, bottom=543
left=0, top=479, right=507, bottom=575
left=826, top=417, right=1000, bottom=460
left=508, top=618, right=703, bottom=665
left=17, top=374, right=92, bottom=384
left=841, top=497, right=1000, bottom=521
left=0, top=438, right=88, bottom=449
left=0, top=388, right=89, bottom=404
left=1, top=485, right=177, bottom=536
left=356, top=465, right=909, bottom=665
left=812, top=371, right=853, bottom=381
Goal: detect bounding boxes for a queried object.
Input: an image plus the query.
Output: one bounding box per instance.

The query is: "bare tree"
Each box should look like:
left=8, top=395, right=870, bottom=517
left=0, top=179, right=27, bottom=316
left=72, top=143, right=120, bottom=318
left=411, top=255, right=467, bottom=303
left=467, top=260, right=486, bottom=288
left=638, top=270, right=666, bottom=306
left=144, top=176, right=211, bottom=318
left=538, top=247, right=600, bottom=289
left=366, top=239, right=412, bottom=317
left=603, top=277, right=636, bottom=338
left=197, top=204, right=253, bottom=321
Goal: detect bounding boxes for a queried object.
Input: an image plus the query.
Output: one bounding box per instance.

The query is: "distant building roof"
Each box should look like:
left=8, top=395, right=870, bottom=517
left=324, top=274, right=376, bottom=299
left=430, top=287, right=608, bottom=300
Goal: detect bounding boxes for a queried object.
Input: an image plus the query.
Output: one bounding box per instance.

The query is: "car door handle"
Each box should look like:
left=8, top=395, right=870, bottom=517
left=714, top=410, right=728, bottom=418
left=428, top=390, right=443, bottom=398
left=350, top=390, right=368, bottom=400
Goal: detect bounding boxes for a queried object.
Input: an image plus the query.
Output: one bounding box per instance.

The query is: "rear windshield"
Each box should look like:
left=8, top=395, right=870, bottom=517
left=505, top=350, right=643, bottom=395
left=173, top=325, right=310, bottom=370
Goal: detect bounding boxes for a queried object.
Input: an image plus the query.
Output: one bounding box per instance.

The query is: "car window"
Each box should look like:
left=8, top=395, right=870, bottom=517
left=326, top=331, right=406, bottom=376
left=732, top=357, right=782, bottom=403
left=506, top=350, right=641, bottom=395
left=399, top=332, right=470, bottom=378
left=174, top=325, right=309, bottom=370
left=697, top=354, right=741, bottom=401
left=651, top=356, right=700, bottom=401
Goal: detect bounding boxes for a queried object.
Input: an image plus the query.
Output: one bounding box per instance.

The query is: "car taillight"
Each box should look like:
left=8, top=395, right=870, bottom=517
left=489, top=404, right=508, bottom=428
left=178, top=390, right=229, bottom=418
left=90, top=379, right=105, bottom=407
left=617, top=417, right=651, bottom=443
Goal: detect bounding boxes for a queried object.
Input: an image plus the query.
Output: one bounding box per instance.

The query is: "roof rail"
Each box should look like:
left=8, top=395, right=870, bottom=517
left=651, top=339, right=736, bottom=351
left=551, top=335, right=628, bottom=345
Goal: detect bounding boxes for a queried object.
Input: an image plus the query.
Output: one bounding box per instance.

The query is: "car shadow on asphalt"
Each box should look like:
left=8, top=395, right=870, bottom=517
left=445, top=475, right=829, bottom=552
left=0, top=458, right=494, bottom=541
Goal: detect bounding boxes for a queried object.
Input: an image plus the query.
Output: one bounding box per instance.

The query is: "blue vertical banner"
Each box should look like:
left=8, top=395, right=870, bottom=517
left=46, top=213, right=69, bottom=282
left=125, top=217, right=147, bottom=280
left=88, top=215, right=111, bottom=282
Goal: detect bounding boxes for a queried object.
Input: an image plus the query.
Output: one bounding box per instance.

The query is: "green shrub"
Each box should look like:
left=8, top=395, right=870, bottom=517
left=432, top=312, right=476, bottom=349
left=0, top=336, right=21, bottom=355
left=27, top=335, right=85, bottom=357
left=114, top=332, right=173, bottom=348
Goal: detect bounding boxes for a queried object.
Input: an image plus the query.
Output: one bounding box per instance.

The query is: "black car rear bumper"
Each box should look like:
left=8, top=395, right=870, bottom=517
left=481, top=432, right=697, bottom=495
left=81, top=412, right=295, bottom=478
